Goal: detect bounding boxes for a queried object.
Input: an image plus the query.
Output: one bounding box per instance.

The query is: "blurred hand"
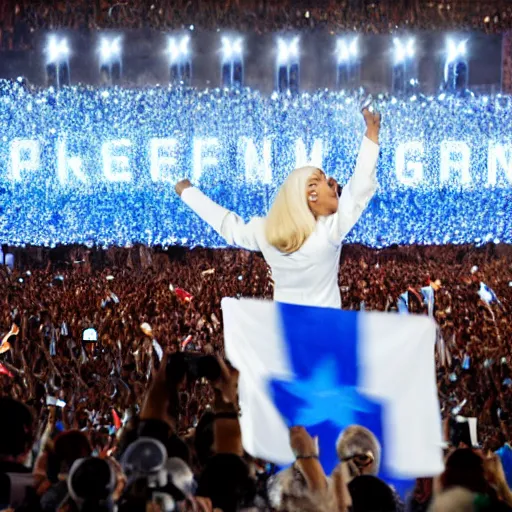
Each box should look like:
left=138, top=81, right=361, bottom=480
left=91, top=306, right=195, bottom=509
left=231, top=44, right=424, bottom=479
left=290, top=426, right=318, bottom=458
left=484, top=452, right=508, bottom=490
left=140, top=353, right=174, bottom=427
left=212, top=357, right=239, bottom=406
left=362, top=108, right=380, bottom=144
left=179, top=496, right=216, bottom=512
left=332, top=463, right=353, bottom=511
left=175, top=179, right=193, bottom=197
left=48, top=405, right=57, bottom=424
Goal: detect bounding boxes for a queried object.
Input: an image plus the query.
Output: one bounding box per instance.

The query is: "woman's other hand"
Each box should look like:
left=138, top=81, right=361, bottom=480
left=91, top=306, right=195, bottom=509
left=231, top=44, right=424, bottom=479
left=175, top=179, right=193, bottom=196
left=362, top=108, right=381, bottom=145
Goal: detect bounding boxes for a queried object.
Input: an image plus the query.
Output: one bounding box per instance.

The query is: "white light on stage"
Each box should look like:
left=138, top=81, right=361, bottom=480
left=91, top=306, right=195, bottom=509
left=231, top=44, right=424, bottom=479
left=99, top=36, right=122, bottom=64
left=46, top=35, right=70, bottom=64
left=392, top=37, right=417, bottom=95
left=336, top=37, right=358, bottom=63
left=335, top=36, right=359, bottom=90
left=276, top=36, right=300, bottom=93
left=221, top=36, right=243, bottom=61
left=45, top=35, right=71, bottom=88
left=168, top=35, right=192, bottom=85
left=446, top=38, right=467, bottom=64
left=277, top=36, right=300, bottom=65
left=393, top=37, right=415, bottom=64
left=444, top=38, right=469, bottom=92
left=220, top=36, right=244, bottom=87
left=168, top=35, right=190, bottom=64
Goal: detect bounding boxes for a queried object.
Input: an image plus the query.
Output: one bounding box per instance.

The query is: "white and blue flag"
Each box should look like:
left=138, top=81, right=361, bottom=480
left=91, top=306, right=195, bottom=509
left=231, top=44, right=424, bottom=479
left=421, top=286, right=435, bottom=317
left=222, top=298, right=443, bottom=483
left=478, top=282, right=500, bottom=305
left=397, top=292, right=409, bottom=314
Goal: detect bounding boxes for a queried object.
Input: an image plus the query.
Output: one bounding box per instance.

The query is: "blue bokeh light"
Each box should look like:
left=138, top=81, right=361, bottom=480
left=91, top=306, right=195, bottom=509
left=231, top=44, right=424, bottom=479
left=0, top=79, right=510, bottom=248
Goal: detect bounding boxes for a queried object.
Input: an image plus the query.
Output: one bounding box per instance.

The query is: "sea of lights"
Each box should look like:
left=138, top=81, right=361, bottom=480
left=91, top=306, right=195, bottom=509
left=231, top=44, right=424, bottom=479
left=0, top=79, right=510, bottom=248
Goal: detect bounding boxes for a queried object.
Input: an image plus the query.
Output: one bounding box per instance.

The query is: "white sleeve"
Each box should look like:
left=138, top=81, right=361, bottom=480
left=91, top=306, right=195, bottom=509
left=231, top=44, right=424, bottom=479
left=181, top=187, right=261, bottom=251
left=326, top=136, right=380, bottom=241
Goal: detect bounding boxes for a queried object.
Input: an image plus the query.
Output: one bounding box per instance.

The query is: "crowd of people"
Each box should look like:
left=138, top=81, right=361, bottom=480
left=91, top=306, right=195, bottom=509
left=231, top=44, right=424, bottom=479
left=0, top=0, right=511, bottom=509
left=0, top=243, right=510, bottom=510
left=1, top=0, right=512, bottom=51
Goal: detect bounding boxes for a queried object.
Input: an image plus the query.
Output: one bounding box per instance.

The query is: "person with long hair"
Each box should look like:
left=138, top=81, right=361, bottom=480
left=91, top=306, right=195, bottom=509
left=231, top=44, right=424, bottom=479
left=175, top=108, right=380, bottom=309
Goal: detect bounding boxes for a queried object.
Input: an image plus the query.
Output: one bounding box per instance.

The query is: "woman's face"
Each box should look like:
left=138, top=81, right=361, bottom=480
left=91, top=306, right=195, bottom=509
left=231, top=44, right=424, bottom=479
left=306, top=169, right=339, bottom=217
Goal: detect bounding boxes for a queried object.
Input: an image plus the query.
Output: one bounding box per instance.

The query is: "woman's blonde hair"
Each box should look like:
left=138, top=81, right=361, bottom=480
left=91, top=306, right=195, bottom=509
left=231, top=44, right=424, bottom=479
left=265, top=166, right=318, bottom=254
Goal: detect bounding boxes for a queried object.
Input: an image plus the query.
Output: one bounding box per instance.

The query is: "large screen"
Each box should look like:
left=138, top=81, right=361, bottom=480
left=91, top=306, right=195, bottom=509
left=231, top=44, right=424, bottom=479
left=0, top=80, right=511, bottom=247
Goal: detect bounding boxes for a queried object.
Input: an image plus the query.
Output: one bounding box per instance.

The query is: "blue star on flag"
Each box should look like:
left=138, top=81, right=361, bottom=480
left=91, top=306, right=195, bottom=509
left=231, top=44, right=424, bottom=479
left=270, top=358, right=380, bottom=428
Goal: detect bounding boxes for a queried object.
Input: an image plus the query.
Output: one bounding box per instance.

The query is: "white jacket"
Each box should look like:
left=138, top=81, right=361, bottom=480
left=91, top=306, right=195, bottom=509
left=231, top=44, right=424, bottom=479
left=181, top=136, right=379, bottom=309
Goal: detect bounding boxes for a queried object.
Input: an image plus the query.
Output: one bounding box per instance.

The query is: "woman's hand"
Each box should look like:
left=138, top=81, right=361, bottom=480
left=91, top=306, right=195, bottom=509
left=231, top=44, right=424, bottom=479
left=290, top=426, right=318, bottom=458
left=362, top=108, right=381, bottom=145
left=175, top=179, right=193, bottom=197
left=290, top=426, right=326, bottom=493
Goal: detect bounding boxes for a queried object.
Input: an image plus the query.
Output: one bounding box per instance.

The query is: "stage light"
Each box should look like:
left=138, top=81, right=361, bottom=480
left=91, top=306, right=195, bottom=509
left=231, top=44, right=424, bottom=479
left=335, top=37, right=359, bottom=90
left=98, top=36, right=122, bottom=85
left=336, top=37, right=358, bottom=63
left=168, top=35, right=192, bottom=86
left=221, top=36, right=243, bottom=61
left=220, top=36, right=244, bottom=87
left=99, top=36, right=122, bottom=63
left=277, top=37, right=300, bottom=65
left=276, top=36, right=300, bottom=93
left=45, top=35, right=70, bottom=88
left=392, top=37, right=417, bottom=95
left=446, top=39, right=467, bottom=63
left=168, top=35, right=190, bottom=64
left=444, top=38, right=469, bottom=93
left=393, top=37, right=415, bottom=64
left=46, top=35, right=70, bottom=64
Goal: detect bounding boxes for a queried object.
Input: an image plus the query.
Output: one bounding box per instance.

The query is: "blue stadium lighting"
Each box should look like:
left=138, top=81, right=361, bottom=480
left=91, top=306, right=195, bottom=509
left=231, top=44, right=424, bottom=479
left=0, top=82, right=510, bottom=248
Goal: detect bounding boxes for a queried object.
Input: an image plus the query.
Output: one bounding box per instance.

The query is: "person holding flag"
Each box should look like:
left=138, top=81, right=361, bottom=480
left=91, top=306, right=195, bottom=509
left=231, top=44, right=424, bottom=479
left=176, top=108, right=381, bottom=309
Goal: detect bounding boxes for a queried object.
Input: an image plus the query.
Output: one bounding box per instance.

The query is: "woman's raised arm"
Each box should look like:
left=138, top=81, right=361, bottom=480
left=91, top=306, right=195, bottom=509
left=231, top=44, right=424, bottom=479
left=327, top=110, right=381, bottom=241
left=176, top=179, right=261, bottom=252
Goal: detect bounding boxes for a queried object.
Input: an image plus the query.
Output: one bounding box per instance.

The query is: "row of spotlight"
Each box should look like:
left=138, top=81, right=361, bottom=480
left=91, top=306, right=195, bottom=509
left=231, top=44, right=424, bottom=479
left=44, top=34, right=469, bottom=93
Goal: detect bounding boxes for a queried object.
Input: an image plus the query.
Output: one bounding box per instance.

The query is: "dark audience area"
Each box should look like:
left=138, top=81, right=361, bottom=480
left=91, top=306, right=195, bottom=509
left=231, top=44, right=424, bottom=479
left=0, top=243, right=511, bottom=510
left=1, top=0, right=512, bottom=51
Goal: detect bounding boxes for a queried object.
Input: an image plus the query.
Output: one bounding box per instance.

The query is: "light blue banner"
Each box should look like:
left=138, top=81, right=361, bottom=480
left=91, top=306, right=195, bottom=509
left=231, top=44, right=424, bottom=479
left=0, top=81, right=511, bottom=247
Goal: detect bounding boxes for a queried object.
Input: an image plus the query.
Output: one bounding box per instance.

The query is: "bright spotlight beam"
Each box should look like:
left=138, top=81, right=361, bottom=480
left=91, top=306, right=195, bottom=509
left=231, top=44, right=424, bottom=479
left=99, top=36, right=122, bottom=63
left=46, top=35, right=70, bottom=64
left=168, top=35, right=190, bottom=64
left=393, top=37, right=415, bottom=64
left=336, top=37, right=358, bottom=63
left=277, top=36, right=300, bottom=65
left=446, top=39, right=467, bottom=63
left=221, top=36, right=243, bottom=61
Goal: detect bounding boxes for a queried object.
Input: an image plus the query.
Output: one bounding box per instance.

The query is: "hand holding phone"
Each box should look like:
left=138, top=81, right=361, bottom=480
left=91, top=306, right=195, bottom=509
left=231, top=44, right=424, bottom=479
left=46, top=396, right=66, bottom=408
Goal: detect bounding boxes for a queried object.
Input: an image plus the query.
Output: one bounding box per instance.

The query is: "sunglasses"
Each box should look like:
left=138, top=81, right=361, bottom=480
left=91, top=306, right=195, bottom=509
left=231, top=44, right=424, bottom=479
left=341, top=451, right=375, bottom=468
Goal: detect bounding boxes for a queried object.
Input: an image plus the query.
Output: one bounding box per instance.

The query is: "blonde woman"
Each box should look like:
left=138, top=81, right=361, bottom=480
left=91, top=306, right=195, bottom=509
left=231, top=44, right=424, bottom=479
left=175, top=108, right=380, bottom=309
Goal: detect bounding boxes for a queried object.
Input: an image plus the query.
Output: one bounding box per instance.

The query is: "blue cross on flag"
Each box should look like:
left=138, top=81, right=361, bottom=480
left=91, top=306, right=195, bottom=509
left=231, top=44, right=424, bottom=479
left=221, top=298, right=443, bottom=482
